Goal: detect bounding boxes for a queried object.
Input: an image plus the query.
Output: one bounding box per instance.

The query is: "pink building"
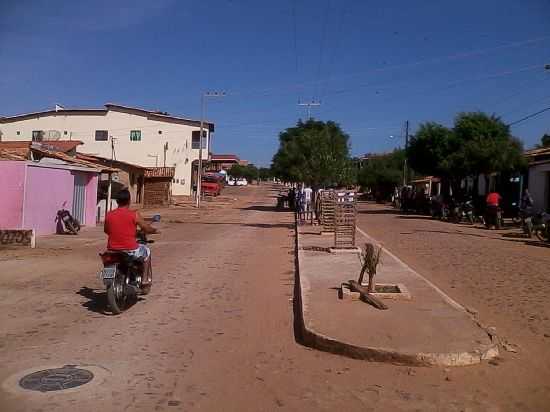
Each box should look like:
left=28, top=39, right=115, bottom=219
left=0, top=160, right=100, bottom=235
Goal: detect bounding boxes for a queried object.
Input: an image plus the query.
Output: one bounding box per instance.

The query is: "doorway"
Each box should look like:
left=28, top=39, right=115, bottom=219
left=72, top=173, right=87, bottom=224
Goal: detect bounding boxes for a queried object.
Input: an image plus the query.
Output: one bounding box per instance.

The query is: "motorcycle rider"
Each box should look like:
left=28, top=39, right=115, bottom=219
left=104, top=189, right=157, bottom=269
left=485, top=190, right=503, bottom=229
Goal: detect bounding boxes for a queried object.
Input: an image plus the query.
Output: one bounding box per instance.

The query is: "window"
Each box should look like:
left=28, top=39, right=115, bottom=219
left=16, top=131, right=20, bottom=135
left=191, top=130, right=207, bottom=149
left=130, top=130, right=141, bottom=141
left=64, top=130, right=68, bottom=135
left=32, top=130, right=44, bottom=141
left=95, top=130, right=108, bottom=141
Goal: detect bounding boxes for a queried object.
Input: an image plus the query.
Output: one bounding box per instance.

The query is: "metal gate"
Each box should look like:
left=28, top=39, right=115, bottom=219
left=72, top=173, right=87, bottom=224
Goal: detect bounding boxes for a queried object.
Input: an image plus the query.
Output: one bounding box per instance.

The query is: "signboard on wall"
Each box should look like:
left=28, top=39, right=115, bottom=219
left=0, top=230, right=36, bottom=248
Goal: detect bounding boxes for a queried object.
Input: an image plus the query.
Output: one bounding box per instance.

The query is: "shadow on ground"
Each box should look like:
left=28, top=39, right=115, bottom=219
left=185, top=221, right=293, bottom=229
left=76, top=287, right=109, bottom=315
left=241, top=205, right=290, bottom=213
left=396, top=215, right=436, bottom=221
left=358, top=208, right=401, bottom=215
left=77, top=286, right=143, bottom=315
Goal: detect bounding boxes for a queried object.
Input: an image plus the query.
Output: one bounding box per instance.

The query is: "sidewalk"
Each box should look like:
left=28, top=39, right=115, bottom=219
left=295, top=224, right=499, bottom=366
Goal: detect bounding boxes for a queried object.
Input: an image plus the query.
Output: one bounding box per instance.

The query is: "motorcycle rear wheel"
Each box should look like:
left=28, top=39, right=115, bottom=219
left=66, top=221, right=78, bottom=235
left=107, top=273, right=130, bottom=315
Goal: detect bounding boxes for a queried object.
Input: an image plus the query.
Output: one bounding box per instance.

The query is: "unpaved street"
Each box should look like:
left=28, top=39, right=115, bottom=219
left=1, top=186, right=549, bottom=411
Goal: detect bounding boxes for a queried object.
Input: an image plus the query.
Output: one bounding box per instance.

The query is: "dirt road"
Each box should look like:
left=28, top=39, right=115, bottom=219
left=1, top=186, right=548, bottom=411
left=356, top=202, right=550, bottom=410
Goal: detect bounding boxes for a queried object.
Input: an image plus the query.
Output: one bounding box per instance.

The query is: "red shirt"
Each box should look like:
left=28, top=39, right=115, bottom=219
left=105, top=207, right=138, bottom=250
left=486, top=192, right=501, bottom=207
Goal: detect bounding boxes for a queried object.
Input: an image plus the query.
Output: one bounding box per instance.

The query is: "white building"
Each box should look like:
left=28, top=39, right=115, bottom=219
left=526, top=147, right=550, bottom=212
left=0, top=103, right=214, bottom=196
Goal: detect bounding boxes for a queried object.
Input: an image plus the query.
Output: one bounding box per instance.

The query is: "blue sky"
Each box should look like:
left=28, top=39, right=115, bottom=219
left=1, top=0, right=550, bottom=166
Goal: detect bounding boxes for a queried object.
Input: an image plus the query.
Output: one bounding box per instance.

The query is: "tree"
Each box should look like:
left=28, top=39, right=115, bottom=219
left=539, top=133, right=550, bottom=148
left=229, top=164, right=258, bottom=182
left=407, top=112, right=525, bottom=194
left=271, top=119, right=353, bottom=188
left=452, top=112, right=525, bottom=177
left=258, top=167, right=273, bottom=181
left=407, top=122, right=455, bottom=179
left=358, top=149, right=404, bottom=201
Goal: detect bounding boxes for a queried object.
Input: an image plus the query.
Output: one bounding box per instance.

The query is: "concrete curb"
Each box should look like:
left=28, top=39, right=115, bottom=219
left=294, top=221, right=499, bottom=367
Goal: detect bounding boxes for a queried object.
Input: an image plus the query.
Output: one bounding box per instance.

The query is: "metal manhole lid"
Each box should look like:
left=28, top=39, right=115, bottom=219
left=19, top=365, right=94, bottom=392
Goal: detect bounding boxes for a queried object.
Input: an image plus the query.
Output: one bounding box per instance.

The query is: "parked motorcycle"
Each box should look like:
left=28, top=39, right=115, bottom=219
left=98, top=215, right=160, bottom=314
left=455, top=200, right=475, bottom=224
left=532, top=212, right=550, bottom=242
left=56, top=205, right=80, bottom=235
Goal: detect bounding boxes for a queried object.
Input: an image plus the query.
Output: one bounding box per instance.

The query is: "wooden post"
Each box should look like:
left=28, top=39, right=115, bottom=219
left=348, top=280, right=388, bottom=310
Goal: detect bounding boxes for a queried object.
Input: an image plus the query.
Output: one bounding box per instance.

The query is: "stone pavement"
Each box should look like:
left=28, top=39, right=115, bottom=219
left=295, top=224, right=499, bottom=366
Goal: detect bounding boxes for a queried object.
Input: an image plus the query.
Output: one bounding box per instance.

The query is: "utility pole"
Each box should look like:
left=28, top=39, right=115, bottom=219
left=107, top=136, right=117, bottom=212
left=298, top=100, right=321, bottom=120
left=196, top=91, right=225, bottom=209
left=163, top=142, right=168, bottom=167
left=403, top=120, right=409, bottom=186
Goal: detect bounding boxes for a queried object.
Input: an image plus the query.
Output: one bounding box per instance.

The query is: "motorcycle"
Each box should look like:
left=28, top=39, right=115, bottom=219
left=455, top=200, right=475, bottom=224
left=532, top=212, right=550, bottom=242
left=98, top=215, right=160, bottom=315
left=56, top=205, right=80, bottom=235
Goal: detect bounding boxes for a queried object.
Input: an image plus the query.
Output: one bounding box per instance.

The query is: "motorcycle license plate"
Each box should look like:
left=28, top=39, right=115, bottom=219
left=100, top=266, right=117, bottom=280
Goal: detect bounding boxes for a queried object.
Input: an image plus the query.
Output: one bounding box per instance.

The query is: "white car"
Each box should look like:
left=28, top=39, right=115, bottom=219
left=236, top=178, right=248, bottom=186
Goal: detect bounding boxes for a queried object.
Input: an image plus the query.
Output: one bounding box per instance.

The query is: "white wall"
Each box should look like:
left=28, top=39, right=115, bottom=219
left=0, top=110, right=212, bottom=196
left=528, top=163, right=550, bottom=212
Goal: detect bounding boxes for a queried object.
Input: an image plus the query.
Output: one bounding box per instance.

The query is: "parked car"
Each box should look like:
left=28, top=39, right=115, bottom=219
left=235, top=178, right=248, bottom=186
left=201, top=176, right=222, bottom=196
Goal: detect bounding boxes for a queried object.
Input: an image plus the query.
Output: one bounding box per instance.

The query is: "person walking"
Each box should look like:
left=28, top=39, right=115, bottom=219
left=485, top=190, right=503, bottom=229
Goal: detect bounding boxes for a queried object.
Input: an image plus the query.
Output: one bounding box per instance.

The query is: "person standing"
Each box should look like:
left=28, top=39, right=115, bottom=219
left=485, top=190, right=503, bottom=229
left=303, top=185, right=313, bottom=222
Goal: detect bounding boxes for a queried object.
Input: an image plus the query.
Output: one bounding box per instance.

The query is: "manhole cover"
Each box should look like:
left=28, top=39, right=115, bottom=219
left=19, top=365, right=94, bottom=392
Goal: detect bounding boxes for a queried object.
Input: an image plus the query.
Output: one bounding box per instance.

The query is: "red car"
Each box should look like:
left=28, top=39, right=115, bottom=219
left=201, top=175, right=223, bottom=196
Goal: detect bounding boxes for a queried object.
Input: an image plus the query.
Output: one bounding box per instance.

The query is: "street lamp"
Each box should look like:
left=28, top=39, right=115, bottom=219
left=196, top=91, right=226, bottom=208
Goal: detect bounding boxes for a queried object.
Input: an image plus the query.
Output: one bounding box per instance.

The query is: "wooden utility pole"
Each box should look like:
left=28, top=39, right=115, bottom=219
left=403, top=120, right=409, bottom=186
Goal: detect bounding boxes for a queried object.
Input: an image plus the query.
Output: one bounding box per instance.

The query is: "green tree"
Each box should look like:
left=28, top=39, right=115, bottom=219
left=229, top=164, right=259, bottom=183
left=358, top=149, right=404, bottom=201
left=539, top=133, right=550, bottom=148
left=453, top=112, right=524, bottom=177
left=258, top=167, right=273, bottom=181
left=271, top=119, right=353, bottom=188
left=407, top=112, right=525, bottom=193
left=407, top=122, right=455, bottom=179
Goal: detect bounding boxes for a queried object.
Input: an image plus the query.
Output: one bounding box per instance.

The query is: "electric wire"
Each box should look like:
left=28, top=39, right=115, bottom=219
left=508, top=106, right=550, bottom=127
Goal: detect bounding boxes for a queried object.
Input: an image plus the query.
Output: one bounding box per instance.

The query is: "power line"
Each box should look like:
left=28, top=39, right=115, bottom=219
left=507, top=106, right=550, bottom=127
left=319, top=2, right=346, bottom=98
left=224, top=34, right=550, bottom=99
left=315, top=0, right=331, bottom=98
left=291, top=0, right=298, bottom=76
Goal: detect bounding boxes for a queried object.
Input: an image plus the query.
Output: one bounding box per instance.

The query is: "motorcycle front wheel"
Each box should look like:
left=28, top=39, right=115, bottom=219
left=535, top=227, right=550, bottom=242
left=107, top=273, right=130, bottom=315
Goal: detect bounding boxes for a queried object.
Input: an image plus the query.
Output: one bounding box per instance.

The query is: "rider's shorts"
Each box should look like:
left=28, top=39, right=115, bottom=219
left=126, top=245, right=151, bottom=260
